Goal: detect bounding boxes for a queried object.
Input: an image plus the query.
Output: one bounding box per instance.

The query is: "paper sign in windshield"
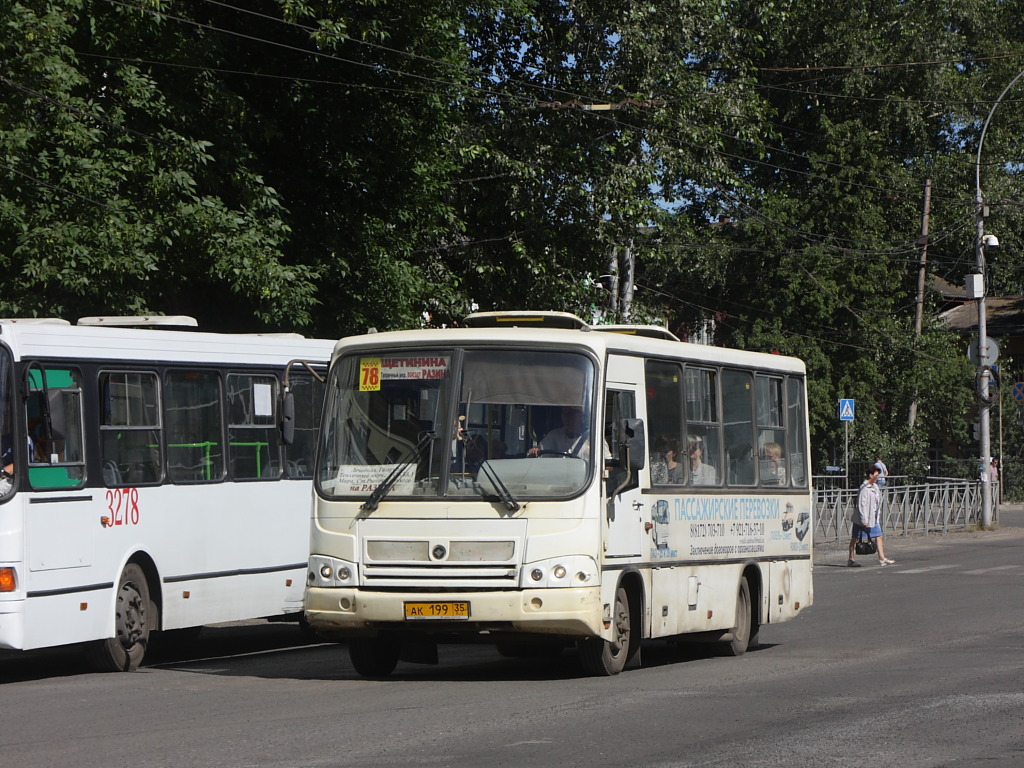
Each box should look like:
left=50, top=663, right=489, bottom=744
left=335, top=464, right=416, bottom=494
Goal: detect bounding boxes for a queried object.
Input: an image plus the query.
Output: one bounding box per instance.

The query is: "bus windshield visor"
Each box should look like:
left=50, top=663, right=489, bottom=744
left=317, top=348, right=597, bottom=501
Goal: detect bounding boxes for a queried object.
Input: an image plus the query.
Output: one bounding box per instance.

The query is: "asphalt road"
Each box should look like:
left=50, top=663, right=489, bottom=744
left=2, top=509, right=1023, bottom=768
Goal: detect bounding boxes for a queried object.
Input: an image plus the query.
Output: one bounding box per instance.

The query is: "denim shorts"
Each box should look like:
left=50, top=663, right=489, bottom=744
left=852, top=522, right=882, bottom=538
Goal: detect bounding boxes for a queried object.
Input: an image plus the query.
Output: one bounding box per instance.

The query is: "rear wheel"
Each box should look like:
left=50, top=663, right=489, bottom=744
left=349, top=635, right=402, bottom=677
left=578, top=586, right=632, bottom=676
left=719, top=576, right=755, bottom=657
left=85, top=563, right=152, bottom=672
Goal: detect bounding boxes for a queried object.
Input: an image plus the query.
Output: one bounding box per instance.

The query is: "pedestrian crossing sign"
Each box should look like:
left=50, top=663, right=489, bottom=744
left=839, top=398, right=855, bottom=422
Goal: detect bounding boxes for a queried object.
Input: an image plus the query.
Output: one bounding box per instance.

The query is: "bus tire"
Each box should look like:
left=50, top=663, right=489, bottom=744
left=719, top=576, right=753, bottom=657
left=85, top=563, right=152, bottom=672
left=578, top=586, right=631, bottom=676
left=349, top=635, right=401, bottom=677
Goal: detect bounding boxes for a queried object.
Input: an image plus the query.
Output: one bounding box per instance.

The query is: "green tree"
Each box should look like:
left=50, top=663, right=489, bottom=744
left=642, top=0, right=1019, bottom=472
left=0, top=0, right=318, bottom=328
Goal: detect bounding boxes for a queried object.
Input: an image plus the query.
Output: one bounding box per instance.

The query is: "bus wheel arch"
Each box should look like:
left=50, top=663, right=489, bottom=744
left=578, top=572, right=643, bottom=676
left=84, top=557, right=157, bottom=672
left=743, top=564, right=762, bottom=651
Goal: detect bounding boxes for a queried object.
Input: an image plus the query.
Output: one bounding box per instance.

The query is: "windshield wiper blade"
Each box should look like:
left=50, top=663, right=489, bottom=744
left=361, top=431, right=435, bottom=512
left=477, top=459, right=520, bottom=512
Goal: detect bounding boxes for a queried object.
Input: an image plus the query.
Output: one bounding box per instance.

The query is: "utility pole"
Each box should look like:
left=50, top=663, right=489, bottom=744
left=972, top=67, right=1024, bottom=528
left=908, top=178, right=931, bottom=432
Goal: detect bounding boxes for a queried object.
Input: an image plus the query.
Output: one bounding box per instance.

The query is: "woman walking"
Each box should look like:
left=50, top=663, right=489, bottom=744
left=848, top=466, right=894, bottom=567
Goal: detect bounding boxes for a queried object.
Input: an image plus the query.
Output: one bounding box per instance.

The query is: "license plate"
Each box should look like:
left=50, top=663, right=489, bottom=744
left=404, top=601, right=470, bottom=620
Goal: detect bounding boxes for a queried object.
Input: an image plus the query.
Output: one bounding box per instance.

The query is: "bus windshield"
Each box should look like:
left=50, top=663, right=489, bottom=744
left=317, top=347, right=597, bottom=501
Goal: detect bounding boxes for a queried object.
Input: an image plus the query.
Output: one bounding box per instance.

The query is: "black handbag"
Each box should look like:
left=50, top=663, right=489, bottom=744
left=855, top=533, right=877, bottom=556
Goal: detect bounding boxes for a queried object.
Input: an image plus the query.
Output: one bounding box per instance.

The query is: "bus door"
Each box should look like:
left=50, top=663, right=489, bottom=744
left=603, top=384, right=644, bottom=560
left=22, top=364, right=93, bottom=573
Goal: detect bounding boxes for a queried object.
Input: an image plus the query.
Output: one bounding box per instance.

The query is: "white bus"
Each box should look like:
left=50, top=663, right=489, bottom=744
left=306, top=310, right=813, bottom=676
left=0, top=317, right=333, bottom=671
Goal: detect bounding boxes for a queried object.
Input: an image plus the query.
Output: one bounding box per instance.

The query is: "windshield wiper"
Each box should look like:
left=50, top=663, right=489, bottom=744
left=477, top=459, right=520, bottom=512
left=361, top=431, right=435, bottom=512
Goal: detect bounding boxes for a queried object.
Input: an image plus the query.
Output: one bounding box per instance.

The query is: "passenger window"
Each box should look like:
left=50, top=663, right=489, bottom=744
left=684, top=367, right=721, bottom=486
left=721, top=370, right=755, bottom=487
left=645, top=360, right=683, bottom=486
left=100, top=371, right=162, bottom=486
left=786, top=378, right=808, bottom=487
left=165, top=370, right=225, bottom=483
left=756, top=375, right=787, bottom=486
left=283, top=371, right=325, bottom=479
left=26, top=366, right=85, bottom=489
left=228, top=373, right=280, bottom=480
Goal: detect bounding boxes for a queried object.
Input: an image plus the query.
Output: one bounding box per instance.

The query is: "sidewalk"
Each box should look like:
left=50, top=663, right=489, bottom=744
left=813, top=502, right=1024, bottom=566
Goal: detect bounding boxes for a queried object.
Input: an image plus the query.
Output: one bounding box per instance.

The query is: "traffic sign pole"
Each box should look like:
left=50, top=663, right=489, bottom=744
left=839, top=399, right=855, bottom=487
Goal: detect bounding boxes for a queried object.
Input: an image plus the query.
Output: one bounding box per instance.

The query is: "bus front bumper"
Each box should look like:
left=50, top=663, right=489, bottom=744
left=304, top=585, right=604, bottom=639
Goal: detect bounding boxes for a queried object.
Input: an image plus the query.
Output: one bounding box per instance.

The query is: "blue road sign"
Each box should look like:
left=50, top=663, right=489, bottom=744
left=1013, top=382, right=1024, bottom=402
left=839, top=398, right=855, bottom=422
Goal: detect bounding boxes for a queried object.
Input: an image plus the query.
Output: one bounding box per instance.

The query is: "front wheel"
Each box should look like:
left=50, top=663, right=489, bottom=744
left=349, top=635, right=402, bottom=677
left=578, top=586, right=633, bottom=676
left=84, top=563, right=152, bottom=672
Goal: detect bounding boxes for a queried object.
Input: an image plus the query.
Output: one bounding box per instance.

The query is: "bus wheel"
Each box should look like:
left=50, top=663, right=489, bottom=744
left=719, top=576, right=753, bottom=657
left=349, top=635, right=401, bottom=677
left=85, top=563, right=152, bottom=672
left=578, top=586, right=631, bottom=676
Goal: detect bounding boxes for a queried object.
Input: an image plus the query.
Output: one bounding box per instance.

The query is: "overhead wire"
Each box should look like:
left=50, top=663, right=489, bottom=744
left=89, top=0, right=997, bottom=217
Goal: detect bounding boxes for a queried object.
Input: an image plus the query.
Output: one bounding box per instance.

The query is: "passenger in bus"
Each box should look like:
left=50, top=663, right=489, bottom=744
left=761, top=441, right=787, bottom=485
left=688, top=435, right=717, bottom=485
left=651, top=435, right=683, bottom=484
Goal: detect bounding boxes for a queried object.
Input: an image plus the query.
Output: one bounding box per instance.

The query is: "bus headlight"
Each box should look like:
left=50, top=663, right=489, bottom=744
left=308, top=555, right=356, bottom=587
left=520, top=556, right=597, bottom=588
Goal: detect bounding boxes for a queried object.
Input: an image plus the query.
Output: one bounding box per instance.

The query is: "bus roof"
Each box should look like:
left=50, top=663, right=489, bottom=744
left=0, top=320, right=335, bottom=367
left=333, top=312, right=806, bottom=375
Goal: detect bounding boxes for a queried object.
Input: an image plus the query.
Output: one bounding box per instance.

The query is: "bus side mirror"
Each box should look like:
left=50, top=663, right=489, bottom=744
left=620, top=418, right=646, bottom=470
left=280, top=392, right=295, bottom=446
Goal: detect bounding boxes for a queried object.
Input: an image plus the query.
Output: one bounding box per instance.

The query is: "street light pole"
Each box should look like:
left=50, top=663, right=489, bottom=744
left=973, top=67, right=1024, bottom=529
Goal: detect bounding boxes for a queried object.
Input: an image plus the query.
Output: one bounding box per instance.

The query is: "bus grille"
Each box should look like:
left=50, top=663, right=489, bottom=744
left=361, top=538, right=519, bottom=588
left=361, top=563, right=519, bottom=588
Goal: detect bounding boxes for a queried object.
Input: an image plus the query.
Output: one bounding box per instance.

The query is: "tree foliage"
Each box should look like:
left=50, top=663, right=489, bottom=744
left=3, top=0, right=1024, bottom=469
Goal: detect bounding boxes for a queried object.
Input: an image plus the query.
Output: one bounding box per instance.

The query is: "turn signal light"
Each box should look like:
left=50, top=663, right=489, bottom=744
left=0, top=567, right=16, bottom=592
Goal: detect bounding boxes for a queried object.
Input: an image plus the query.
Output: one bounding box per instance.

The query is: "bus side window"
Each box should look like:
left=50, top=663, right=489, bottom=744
left=227, top=373, right=280, bottom=480
left=605, top=390, right=638, bottom=493
left=26, top=366, right=86, bottom=489
left=755, top=375, right=787, bottom=487
left=786, top=378, right=808, bottom=487
left=644, top=360, right=683, bottom=486
left=722, top=369, right=756, bottom=487
left=100, top=371, right=162, bottom=486
left=165, top=370, right=225, bottom=483
left=282, top=372, right=325, bottom=478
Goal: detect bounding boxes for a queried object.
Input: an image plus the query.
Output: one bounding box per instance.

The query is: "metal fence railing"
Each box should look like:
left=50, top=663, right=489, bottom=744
left=813, top=480, right=997, bottom=542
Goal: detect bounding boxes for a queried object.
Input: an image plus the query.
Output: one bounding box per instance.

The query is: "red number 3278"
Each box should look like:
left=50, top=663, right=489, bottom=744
left=104, top=488, right=140, bottom=527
